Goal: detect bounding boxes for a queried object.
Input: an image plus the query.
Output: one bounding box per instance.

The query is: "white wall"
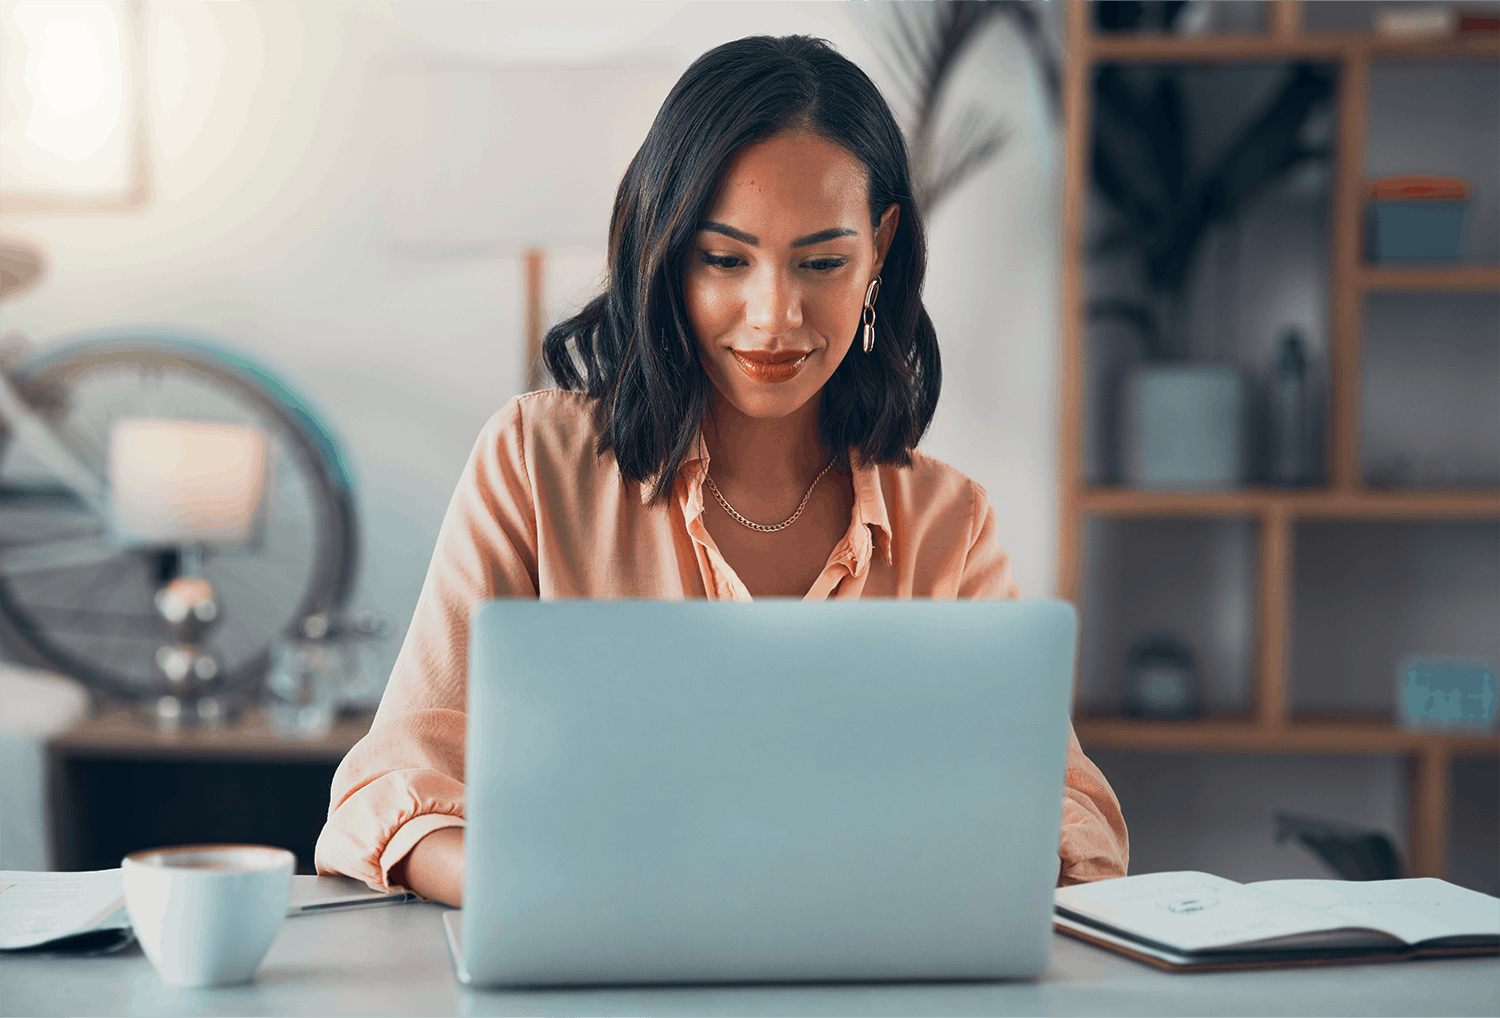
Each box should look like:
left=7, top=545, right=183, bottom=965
left=0, top=1, right=1064, bottom=690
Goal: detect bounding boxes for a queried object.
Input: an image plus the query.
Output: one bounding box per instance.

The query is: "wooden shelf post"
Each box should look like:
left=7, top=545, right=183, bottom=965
left=1058, top=0, right=1093, bottom=608
left=1408, top=746, right=1453, bottom=879
left=1253, top=505, right=1293, bottom=730
left=1267, top=1, right=1304, bottom=39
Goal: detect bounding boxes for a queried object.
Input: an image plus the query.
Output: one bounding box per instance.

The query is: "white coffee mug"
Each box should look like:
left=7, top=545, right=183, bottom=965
left=122, top=844, right=295, bottom=987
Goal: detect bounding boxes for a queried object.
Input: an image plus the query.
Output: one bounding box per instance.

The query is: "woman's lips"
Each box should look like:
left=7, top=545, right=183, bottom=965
left=730, top=349, right=811, bottom=384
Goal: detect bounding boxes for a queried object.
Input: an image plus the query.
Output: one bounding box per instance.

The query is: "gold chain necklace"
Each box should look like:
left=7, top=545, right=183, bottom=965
left=705, top=457, right=836, bottom=534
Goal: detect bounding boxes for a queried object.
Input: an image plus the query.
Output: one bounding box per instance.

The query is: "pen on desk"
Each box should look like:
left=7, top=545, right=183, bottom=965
left=288, top=890, right=422, bottom=915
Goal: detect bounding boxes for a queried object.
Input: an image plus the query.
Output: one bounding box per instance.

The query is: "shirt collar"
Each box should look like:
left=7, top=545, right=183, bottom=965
left=648, top=436, right=894, bottom=574
left=640, top=430, right=710, bottom=508
left=849, top=456, right=893, bottom=568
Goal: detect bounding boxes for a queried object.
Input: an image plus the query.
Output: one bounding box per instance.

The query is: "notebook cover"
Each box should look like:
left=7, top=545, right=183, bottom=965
left=1054, top=916, right=1499, bottom=973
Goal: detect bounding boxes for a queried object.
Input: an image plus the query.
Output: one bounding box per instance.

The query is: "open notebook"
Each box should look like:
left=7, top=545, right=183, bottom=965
left=0, top=871, right=418, bottom=953
left=1055, top=871, right=1500, bottom=971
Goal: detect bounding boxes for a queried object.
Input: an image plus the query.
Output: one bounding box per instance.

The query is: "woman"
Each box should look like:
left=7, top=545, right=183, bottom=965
left=316, top=35, right=1127, bottom=906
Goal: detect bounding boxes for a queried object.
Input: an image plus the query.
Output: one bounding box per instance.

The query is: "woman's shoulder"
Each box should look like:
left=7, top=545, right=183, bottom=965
left=878, top=447, right=991, bottom=527
left=889, top=447, right=987, bottom=500
left=480, top=389, right=607, bottom=456
left=461, top=390, right=617, bottom=494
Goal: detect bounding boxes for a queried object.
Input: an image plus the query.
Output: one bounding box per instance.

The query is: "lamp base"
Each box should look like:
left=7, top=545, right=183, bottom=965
left=143, top=692, right=234, bottom=732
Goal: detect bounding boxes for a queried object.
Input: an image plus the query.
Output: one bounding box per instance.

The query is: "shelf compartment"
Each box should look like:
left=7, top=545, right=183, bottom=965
left=1077, top=518, right=1259, bottom=716
left=1082, top=748, right=1410, bottom=882
left=1305, top=0, right=1500, bottom=38
left=1359, top=292, right=1500, bottom=490
left=1365, top=60, right=1500, bottom=266
left=1082, top=57, right=1335, bottom=487
left=1449, top=754, right=1500, bottom=896
left=1289, top=520, right=1500, bottom=717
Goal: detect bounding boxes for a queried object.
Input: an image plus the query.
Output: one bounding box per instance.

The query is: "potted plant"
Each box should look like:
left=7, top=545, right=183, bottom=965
left=1089, top=63, right=1333, bottom=489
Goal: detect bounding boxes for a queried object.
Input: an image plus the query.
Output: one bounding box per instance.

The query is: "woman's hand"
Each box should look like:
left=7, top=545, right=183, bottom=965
left=388, top=827, right=465, bottom=907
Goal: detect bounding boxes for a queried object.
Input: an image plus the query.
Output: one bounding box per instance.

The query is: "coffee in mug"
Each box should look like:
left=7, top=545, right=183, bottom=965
left=122, top=844, right=295, bottom=987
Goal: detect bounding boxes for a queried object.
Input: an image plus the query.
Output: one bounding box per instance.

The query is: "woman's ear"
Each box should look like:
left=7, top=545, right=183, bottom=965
left=871, top=203, right=900, bottom=278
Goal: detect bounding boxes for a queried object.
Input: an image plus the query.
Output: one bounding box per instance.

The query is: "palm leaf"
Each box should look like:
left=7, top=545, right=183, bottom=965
left=878, top=1, right=1060, bottom=215
left=1199, top=64, right=1335, bottom=223
left=1091, top=60, right=1335, bottom=350
left=1088, top=297, right=1163, bottom=359
left=1092, top=67, right=1176, bottom=236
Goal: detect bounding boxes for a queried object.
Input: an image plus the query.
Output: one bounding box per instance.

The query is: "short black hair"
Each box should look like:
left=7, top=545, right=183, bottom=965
left=542, top=34, right=940, bottom=504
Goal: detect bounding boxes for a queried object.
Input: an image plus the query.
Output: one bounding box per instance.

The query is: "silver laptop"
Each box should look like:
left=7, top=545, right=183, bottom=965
left=445, top=599, right=1076, bottom=986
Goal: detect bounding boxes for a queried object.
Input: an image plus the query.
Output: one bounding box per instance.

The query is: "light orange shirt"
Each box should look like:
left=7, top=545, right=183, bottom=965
left=315, top=390, right=1127, bottom=889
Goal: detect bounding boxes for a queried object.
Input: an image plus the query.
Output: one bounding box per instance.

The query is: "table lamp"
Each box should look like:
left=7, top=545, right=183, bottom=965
left=107, top=417, right=268, bottom=727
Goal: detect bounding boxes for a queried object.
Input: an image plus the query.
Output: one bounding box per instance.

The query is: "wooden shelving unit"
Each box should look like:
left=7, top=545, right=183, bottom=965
left=1058, top=1, right=1500, bottom=880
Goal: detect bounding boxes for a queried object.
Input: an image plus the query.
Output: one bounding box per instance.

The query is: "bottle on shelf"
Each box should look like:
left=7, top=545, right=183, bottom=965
left=1266, top=327, right=1310, bottom=488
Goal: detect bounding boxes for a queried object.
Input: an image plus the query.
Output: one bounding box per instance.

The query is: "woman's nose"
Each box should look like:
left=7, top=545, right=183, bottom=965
left=744, top=268, right=802, bottom=336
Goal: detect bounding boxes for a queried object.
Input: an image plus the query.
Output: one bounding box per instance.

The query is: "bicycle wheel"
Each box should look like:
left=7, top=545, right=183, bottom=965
left=0, top=333, right=358, bottom=702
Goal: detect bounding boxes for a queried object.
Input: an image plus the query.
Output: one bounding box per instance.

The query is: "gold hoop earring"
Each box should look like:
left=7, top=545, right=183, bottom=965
left=861, top=276, right=881, bottom=354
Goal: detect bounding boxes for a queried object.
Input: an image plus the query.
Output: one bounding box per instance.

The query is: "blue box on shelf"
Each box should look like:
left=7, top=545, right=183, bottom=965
left=1396, top=655, right=1498, bottom=733
left=1366, top=175, right=1470, bottom=263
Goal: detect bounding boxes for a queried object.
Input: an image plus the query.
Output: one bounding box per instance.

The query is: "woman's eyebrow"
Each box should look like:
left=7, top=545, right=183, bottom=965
left=790, top=227, right=857, bottom=247
left=698, top=223, right=858, bottom=247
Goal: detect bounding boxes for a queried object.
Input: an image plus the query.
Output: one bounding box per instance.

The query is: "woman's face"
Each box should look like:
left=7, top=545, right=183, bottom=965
left=684, top=131, right=898, bottom=421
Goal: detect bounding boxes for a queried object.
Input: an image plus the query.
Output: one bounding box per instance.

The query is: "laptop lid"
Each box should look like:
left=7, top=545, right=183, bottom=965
left=461, top=599, right=1076, bottom=986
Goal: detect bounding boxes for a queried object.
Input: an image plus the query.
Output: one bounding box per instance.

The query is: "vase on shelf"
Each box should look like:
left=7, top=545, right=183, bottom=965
left=1266, top=327, right=1314, bottom=488
left=1120, top=363, right=1246, bottom=490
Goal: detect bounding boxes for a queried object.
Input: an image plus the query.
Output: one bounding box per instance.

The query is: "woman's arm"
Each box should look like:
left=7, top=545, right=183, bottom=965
left=958, top=481, right=1129, bottom=885
left=1058, top=727, right=1130, bottom=884
left=389, top=827, right=465, bottom=906
left=315, top=400, right=541, bottom=892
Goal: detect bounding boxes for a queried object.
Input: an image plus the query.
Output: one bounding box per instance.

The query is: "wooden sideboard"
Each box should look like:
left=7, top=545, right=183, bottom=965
left=47, top=707, right=373, bottom=873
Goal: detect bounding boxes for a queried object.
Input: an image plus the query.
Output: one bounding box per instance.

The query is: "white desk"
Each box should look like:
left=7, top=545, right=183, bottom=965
left=2, top=880, right=1496, bottom=1017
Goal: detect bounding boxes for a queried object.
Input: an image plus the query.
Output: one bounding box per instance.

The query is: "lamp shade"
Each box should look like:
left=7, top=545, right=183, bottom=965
left=108, top=417, right=268, bottom=546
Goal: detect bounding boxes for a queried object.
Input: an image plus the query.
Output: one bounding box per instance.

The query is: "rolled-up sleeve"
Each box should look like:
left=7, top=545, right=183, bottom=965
left=315, top=399, right=539, bottom=891
left=1057, top=724, right=1130, bottom=885
left=958, top=483, right=1129, bottom=886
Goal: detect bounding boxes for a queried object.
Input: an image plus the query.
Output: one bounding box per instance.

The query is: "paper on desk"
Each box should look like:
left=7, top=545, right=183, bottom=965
left=1054, top=871, right=1372, bottom=953
left=0, top=870, right=421, bottom=951
left=1251, top=878, right=1500, bottom=946
left=0, top=869, right=128, bottom=950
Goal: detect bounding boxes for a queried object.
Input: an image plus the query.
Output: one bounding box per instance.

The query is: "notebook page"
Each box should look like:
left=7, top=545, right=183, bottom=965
left=1251, top=878, right=1500, bottom=946
left=0, top=870, right=127, bottom=950
left=1054, top=871, right=1388, bottom=953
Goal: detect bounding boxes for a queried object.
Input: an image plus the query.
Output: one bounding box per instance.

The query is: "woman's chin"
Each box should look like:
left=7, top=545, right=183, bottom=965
left=711, top=381, right=821, bottom=422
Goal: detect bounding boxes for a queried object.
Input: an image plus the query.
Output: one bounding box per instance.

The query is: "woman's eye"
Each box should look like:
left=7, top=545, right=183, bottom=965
left=802, top=257, right=847, bottom=272
left=700, top=253, right=744, bottom=270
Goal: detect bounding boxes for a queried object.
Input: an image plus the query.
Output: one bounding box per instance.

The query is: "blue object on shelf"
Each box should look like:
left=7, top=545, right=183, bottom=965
left=1121, top=364, right=1245, bottom=490
left=1369, top=201, right=1468, bottom=261
left=1396, top=655, right=1498, bottom=732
